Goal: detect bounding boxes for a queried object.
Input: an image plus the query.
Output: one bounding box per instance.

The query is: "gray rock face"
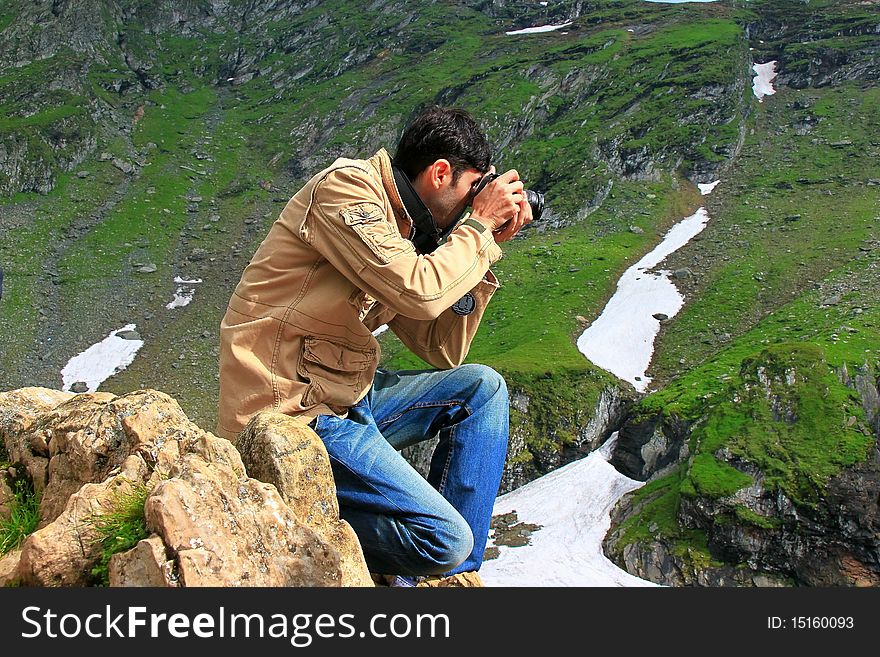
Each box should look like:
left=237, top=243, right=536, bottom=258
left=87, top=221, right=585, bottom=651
left=611, top=413, right=691, bottom=482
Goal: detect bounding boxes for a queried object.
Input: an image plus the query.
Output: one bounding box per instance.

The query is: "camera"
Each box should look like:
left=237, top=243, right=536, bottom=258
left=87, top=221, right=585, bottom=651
left=472, top=172, right=545, bottom=223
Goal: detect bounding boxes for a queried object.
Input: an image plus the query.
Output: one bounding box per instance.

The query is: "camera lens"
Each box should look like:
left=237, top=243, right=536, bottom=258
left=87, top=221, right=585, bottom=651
left=525, top=189, right=545, bottom=221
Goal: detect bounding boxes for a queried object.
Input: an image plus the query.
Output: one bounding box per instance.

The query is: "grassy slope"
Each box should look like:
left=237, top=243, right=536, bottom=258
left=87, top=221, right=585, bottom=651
left=612, top=80, right=879, bottom=562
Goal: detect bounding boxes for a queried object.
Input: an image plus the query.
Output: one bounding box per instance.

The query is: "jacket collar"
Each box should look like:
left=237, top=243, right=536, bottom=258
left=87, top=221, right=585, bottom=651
left=371, top=148, right=413, bottom=238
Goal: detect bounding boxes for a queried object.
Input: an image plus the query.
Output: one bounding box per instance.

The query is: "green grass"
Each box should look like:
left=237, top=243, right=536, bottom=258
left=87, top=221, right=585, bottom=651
left=0, top=478, right=41, bottom=555
left=650, top=83, right=879, bottom=384
left=612, top=466, right=719, bottom=569
left=87, top=481, right=150, bottom=587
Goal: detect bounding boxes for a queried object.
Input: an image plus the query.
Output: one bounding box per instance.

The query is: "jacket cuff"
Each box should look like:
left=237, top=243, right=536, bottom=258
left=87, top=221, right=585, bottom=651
left=457, top=216, right=503, bottom=265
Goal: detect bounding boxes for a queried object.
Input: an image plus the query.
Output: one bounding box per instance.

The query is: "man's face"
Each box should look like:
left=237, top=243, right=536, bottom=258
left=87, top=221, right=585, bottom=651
left=414, top=161, right=486, bottom=230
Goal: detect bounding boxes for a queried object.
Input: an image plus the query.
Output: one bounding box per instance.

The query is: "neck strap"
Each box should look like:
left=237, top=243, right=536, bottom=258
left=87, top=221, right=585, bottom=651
left=392, top=164, right=441, bottom=254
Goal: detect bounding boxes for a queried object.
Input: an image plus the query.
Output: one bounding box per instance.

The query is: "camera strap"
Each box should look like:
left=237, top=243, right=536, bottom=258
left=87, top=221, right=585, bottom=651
left=391, top=164, right=442, bottom=254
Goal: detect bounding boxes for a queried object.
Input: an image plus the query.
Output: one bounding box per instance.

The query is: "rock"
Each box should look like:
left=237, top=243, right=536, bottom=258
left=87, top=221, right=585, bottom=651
left=611, top=413, right=691, bottom=482
left=672, top=268, right=692, bottom=279
left=115, top=329, right=141, bottom=340
left=110, top=535, right=177, bottom=587
left=145, top=451, right=343, bottom=586
left=235, top=412, right=373, bottom=587
left=568, top=266, right=580, bottom=272
left=416, top=571, right=484, bottom=587
left=138, top=263, right=157, bottom=273
left=0, top=387, right=73, bottom=493
left=0, top=549, right=22, bottom=586
left=510, top=392, right=530, bottom=414
left=821, top=294, right=841, bottom=306
left=111, top=158, right=134, bottom=174
left=652, top=313, right=668, bottom=321
left=69, top=381, right=89, bottom=393
left=189, top=248, right=208, bottom=261
left=17, top=462, right=150, bottom=586
left=629, top=225, right=644, bottom=234
left=0, top=477, right=13, bottom=519
left=76, top=171, right=90, bottom=178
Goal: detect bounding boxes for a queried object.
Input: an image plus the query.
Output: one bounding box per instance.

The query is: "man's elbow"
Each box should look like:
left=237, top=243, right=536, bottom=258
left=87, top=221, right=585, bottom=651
left=394, top=295, right=450, bottom=321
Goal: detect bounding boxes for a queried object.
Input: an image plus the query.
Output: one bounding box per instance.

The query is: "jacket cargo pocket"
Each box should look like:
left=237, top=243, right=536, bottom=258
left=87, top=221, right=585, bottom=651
left=297, top=335, right=376, bottom=407
left=341, top=202, right=414, bottom=264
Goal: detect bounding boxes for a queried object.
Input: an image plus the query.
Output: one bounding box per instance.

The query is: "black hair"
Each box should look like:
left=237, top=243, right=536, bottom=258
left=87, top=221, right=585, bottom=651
left=393, top=106, right=491, bottom=183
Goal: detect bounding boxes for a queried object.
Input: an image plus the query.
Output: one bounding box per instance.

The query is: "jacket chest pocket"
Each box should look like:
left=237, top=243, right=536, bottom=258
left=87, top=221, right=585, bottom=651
left=297, top=336, right=376, bottom=407
left=341, top=202, right=414, bottom=264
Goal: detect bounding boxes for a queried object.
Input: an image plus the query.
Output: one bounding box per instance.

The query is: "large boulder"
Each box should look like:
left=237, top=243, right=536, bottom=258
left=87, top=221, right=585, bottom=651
left=0, top=387, right=74, bottom=496
left=235, top=412, right=373, bottom=587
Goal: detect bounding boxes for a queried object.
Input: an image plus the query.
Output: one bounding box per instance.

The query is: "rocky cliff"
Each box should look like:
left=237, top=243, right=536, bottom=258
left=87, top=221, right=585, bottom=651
left=0, top=386, right=373, bottom=587
left=605, top=346, right=880, bottom=587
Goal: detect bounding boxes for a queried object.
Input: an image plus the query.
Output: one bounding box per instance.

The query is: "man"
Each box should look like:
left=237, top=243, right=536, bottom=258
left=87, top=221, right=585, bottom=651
left=217, top=106, right=532, bottom=584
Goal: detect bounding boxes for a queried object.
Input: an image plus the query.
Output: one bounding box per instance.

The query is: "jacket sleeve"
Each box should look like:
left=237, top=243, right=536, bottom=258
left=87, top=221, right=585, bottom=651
left=305, top=165, right=503, bottom=321
left=388, top=271, right=499, bottom=369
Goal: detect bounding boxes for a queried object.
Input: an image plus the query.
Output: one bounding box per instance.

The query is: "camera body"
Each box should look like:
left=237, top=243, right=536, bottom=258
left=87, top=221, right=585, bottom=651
left=472, top=172, right=545, bottom=223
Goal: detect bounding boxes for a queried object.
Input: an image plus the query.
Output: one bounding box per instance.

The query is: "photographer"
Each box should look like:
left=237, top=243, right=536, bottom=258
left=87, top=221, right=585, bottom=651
left=217, top=106, right=533, bottom=586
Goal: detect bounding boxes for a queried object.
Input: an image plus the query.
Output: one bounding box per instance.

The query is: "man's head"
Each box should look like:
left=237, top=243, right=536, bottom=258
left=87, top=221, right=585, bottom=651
left=394, top=106, right=492, bottom=229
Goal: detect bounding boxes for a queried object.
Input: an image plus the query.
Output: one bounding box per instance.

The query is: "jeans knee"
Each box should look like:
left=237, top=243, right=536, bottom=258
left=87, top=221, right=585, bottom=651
left=459, top=363, right=508, bottom=402
left=411, top=514, right=474, bottom=574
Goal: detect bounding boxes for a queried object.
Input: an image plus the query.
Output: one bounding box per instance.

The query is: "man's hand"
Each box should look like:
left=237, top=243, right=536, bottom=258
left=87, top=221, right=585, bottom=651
left=470, top=168, right=532, bottom=242
left=492, top=183, right=533, bottom=244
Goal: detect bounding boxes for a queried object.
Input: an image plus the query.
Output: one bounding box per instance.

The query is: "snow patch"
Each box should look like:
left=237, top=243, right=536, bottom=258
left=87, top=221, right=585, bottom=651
left=752, top=61, right=778, bottom=102
left=60, top=324, right=144, bottom=393
left=698, top=180, right=720, bottom=195
left=167, top=275, right=203, bottom=309
left=506, top=22, right=572, bottom=35
left=480, top=434, right=657, bottom=587
left=576, top=208, right=712, bottom=392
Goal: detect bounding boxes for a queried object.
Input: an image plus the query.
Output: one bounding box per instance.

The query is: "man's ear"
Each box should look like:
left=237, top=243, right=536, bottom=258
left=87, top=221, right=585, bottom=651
left=427, top=159, right=453, bottom=190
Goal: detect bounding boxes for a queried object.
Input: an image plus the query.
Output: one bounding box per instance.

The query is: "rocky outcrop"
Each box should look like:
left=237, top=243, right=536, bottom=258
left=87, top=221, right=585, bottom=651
left=745, top=2, right=880, bottom=89
left=0, top=387, right=373, bottom=587
left=606, top=350, right=880, bottom=587
left=235, top=412, right=375, bottom=587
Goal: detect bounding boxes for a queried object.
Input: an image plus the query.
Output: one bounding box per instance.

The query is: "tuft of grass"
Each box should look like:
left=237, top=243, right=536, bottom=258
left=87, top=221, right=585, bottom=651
left=88, top=481, right=150, bottom=587
left=0, top=478, right=41, bottom=555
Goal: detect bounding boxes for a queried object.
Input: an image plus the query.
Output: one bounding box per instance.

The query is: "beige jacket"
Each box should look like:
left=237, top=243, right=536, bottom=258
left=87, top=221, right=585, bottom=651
left=216, top=148, right=503, bottom=440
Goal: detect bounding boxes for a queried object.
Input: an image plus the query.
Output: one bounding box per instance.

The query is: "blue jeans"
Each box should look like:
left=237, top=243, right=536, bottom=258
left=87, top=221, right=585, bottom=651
left=312, top=363, right=509, bottom=576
